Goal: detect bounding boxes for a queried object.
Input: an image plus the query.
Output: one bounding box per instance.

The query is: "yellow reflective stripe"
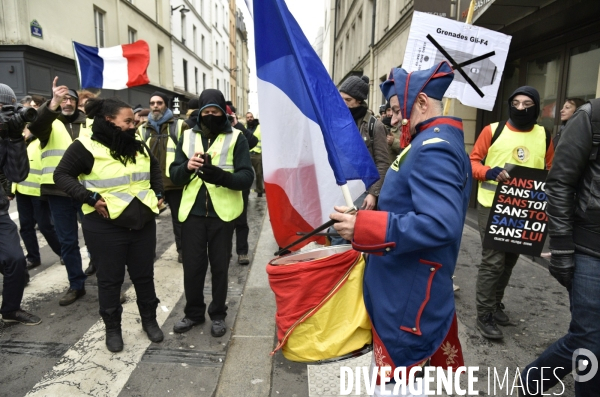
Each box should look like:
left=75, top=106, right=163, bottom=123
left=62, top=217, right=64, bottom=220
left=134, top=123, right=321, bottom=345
left=82, top=176, right=130, bottom=188
left=41, top=149, right=66, bottom=158
left=188, top=131, right=197, bottom=157
left=112, top=192, right=134, bottom=203
left=28, top=169, right=43, bottom=175
left=166, top=147, right=176, bottom=153
left=41, top=166, right=56, bottom=174
left=17, top=181, right=41, bottom=189
left=218, top=133, right=234, bottom=168
left=481, top=181, right=497, bottom=191
left=131, top=172, right=151, bottom=182
left=138, top=190, right=150, bottom=200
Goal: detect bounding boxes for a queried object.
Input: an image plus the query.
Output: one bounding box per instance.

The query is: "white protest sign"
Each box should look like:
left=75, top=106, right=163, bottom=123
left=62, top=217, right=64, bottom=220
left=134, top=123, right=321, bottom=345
left=402, top=11, right=511, bottom=111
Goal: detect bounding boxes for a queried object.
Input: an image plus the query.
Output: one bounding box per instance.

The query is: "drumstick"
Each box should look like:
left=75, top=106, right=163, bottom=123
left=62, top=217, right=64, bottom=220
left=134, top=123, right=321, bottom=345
left=274, top=207, right=357, bottom=256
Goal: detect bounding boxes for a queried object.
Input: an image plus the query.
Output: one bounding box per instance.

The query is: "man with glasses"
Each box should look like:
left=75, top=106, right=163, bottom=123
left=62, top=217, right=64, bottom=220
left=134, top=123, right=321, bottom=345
left=137, top=92, right=189, bottom=263
left=469, top=86, right=554, bottom=340
left=27, top=77, right=89, bottom=305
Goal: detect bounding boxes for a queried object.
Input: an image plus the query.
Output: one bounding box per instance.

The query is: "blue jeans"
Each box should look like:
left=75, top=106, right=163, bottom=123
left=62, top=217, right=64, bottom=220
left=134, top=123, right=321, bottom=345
left=329, top=191, right=368, bottom=246
left=522, top=253, right=600, bottom=396
left=47, top=195, right=86, bottom=290
left=16, top=193, right=62, bottom=262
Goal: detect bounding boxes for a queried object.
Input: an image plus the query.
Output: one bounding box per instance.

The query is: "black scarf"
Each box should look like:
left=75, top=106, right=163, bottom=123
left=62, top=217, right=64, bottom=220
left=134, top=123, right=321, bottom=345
left=508, top=107, right=538, bottom=131
left=349, top=105, right=367, bottom=121
left=91, top=116, right=145, bottom=166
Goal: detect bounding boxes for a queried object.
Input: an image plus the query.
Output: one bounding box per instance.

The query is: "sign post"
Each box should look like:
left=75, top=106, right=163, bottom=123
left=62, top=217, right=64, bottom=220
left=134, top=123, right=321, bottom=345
left=30, top=20, right=43, bottom=39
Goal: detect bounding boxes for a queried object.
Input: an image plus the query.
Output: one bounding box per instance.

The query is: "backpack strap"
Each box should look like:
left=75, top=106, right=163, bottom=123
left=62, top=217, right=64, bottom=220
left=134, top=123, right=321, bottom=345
left=143, top=125, right=150, bottom=142
left=589, top=99, right=600, bottom=161
left=168, top=120, right=180, bottom=146
left=368, top=116, right=376, bottom=145
left=481, top=120, right=506, bottom=165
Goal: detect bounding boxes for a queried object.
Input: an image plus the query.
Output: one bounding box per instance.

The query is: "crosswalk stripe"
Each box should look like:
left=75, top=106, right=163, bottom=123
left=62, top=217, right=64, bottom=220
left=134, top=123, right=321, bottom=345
left=21, top=247, right=90, bottom=305
left=25, top=244, right=183, bottom=397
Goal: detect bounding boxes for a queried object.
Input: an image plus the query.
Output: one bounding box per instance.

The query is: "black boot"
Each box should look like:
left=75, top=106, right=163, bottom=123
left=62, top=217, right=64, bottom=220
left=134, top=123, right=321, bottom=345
left=100, top=307, right=124, bottom=352
left=137, top=298, right=164, bottom=343
left=476, top=312, right=503, bottom=339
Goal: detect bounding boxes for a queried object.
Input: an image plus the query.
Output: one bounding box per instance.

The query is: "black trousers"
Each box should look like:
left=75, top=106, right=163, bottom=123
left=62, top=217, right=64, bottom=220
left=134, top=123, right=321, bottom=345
left=84, top=220, right=157, bottom=313
left=181, top=215, right=234, bottom=321
left=233, top=189, right=250, bottom=255
left=16, top=193, right=62, bottom=262
left=165, top=189, right=183, bottom=253
left=0, top=214, right=27, bottom=314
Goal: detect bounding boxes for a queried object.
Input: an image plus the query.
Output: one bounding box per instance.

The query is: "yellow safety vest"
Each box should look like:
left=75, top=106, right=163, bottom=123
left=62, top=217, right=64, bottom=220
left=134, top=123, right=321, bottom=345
left=40, top=120, right=73, bottom=185
left=478, top=123, right=547, bottom=207
left=178, top=129, right=243, bottom=222
left=13, top=139, right=43, bottom=196
left=77, top=134, right=159, bottom=218
left=137, top=119, right=184, bottom=177
left=249, top=124, right=261, bottom=154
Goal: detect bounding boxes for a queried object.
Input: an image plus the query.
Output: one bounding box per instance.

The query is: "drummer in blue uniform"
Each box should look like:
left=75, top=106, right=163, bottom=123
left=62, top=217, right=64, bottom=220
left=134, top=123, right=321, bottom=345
left=331, top=61, right=472, bottom=395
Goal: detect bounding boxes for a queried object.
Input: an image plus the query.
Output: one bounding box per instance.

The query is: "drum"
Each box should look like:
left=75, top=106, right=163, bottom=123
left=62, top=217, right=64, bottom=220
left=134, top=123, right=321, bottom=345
left=268, top=245, right=372, bottom=362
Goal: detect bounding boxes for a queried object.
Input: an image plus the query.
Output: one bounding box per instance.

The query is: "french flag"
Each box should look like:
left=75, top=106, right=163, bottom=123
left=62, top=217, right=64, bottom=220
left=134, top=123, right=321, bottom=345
left=253, top=0, right=379, bottom=250
left=73, top=40, right=150, bottom=90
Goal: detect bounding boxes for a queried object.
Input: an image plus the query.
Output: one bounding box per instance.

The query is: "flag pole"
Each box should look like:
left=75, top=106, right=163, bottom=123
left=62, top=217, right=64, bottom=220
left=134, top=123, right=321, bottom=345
left=443, top=0, right=476, bottom=116
left=340, top=184, right=355, bottom=208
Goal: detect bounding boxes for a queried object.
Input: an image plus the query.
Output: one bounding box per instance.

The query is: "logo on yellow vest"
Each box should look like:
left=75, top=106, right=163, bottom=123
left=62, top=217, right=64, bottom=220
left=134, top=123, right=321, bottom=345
left=512, top=146, right=530, bottom=163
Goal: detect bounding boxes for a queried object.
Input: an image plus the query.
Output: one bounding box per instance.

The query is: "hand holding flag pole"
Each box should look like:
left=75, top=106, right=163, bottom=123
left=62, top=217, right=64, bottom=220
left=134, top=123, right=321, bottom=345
left=274, top=206, right=357, bottom=256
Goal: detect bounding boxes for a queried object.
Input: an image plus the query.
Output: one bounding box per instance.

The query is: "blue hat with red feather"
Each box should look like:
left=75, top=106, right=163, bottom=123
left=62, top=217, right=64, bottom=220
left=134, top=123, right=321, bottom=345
left=380, top=61, right=454, bottom=148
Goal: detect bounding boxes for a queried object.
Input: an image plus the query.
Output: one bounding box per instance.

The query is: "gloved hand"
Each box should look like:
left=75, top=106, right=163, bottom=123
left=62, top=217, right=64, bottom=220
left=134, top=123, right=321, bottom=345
left=0, top=108, right=25, bottom=140
left=197, top=163, right=232, bottom=186
left=549, top=250, right=575, bottom=289
left=485, top=166, right=504, bottom=181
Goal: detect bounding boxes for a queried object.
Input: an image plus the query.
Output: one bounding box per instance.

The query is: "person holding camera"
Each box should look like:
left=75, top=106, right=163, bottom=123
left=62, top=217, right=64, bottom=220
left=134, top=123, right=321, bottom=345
left=54, top=97, right=165, bottom=352
left=0, top=83, right=42, bottom=326
left=137, top=92, right=189, bottom=263
left=169, top=89, right=253, bottom=337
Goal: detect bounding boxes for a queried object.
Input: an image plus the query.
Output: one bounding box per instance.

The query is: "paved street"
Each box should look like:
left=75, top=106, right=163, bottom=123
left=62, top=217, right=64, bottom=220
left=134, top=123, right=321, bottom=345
left=1, top=200, right=575, bottom=396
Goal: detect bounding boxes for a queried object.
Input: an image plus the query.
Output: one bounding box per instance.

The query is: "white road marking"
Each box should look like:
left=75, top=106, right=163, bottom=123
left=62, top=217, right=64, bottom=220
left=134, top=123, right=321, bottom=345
left=25, top=244, right=182, bottom=397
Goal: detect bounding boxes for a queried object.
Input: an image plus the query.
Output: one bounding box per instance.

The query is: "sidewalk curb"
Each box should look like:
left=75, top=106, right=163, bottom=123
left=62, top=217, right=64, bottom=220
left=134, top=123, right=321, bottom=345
left=215, top=213, right=278, bottom=397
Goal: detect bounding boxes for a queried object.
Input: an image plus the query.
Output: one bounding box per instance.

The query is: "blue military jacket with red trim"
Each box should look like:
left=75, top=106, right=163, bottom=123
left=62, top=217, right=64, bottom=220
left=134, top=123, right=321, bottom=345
left=352, top=116, right=472, bottom=369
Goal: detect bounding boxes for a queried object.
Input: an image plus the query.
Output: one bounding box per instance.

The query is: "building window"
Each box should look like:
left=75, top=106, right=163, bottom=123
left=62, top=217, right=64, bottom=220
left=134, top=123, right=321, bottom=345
left=217, top=79, right=220, bottom=90
left=203, top=73, right=206, bottom=91
left=216, top=42, right=219, bottom=66
left=193, top=25, right=197, bottom=53
left=181, top=13, right=187, bottom=45
left=128, top=27, right=137, bottom=44
left=194, top=67, right=199, bottom=94
left=201, top=35, right=205, bottom=60
left=158, top=45, right=165, bottom=85
left=94, top=7, right=105, bottom=48
left=215, top=4, right=218, bottom=28
left=183, top=59, right=188, bottom=92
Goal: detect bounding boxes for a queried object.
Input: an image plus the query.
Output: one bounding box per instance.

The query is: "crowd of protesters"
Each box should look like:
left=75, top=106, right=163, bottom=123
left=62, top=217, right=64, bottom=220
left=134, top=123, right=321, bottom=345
left=1, top=68, right=598, bottom=395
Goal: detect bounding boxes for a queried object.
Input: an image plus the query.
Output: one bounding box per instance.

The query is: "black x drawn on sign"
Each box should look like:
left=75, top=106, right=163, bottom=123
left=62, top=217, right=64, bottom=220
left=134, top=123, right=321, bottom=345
left=426, top=34, right=495, bottom=98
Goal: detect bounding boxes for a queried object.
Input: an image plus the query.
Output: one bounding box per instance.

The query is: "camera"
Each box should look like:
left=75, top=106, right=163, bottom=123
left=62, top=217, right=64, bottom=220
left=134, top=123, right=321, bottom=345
left=0, top=104, right=37, bottom=137
left=379, top=104, right=387, bottom=115
left=195, top=153, right=212, bottom=177
left=227, top=114, right=235, bottom=123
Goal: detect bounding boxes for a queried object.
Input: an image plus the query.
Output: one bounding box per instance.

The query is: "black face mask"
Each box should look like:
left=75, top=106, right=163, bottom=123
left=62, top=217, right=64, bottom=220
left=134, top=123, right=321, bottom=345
left=509, top=107, right=537, bottom=130
left=381, top=116, right=392, bottom=127
left=349, top=105, right=367, bottom=121
left=201, top=114, right=227, bottom=134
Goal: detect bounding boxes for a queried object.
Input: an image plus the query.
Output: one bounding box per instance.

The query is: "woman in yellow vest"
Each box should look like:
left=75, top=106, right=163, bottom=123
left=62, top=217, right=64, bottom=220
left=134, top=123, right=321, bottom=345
left=54, top=97, right=165, bottom=353
left=169, top=89, right=253, bottom=338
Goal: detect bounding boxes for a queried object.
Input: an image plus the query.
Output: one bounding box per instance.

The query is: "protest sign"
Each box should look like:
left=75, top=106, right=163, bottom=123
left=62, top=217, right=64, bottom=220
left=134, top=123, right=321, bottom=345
left=401, top=11, right=511, bottom=111
left=482, top=164, right=549, bottom=256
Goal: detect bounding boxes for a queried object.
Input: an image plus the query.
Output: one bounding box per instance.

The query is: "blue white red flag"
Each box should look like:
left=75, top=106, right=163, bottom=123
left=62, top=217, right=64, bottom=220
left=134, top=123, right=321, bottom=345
left=73, top=41, right=150, bottom=90
left=253, top=0, right=379, bottom=249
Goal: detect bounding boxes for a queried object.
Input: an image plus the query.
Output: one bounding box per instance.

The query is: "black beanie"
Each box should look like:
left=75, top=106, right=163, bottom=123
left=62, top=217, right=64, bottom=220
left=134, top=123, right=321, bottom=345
left=150, top=91, right=169, bottom=106
left=339, top=75, right=370, bottom=101
left=198, top=89, right=227, bottom=114
left=187, top=98, right=199, bottom=110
